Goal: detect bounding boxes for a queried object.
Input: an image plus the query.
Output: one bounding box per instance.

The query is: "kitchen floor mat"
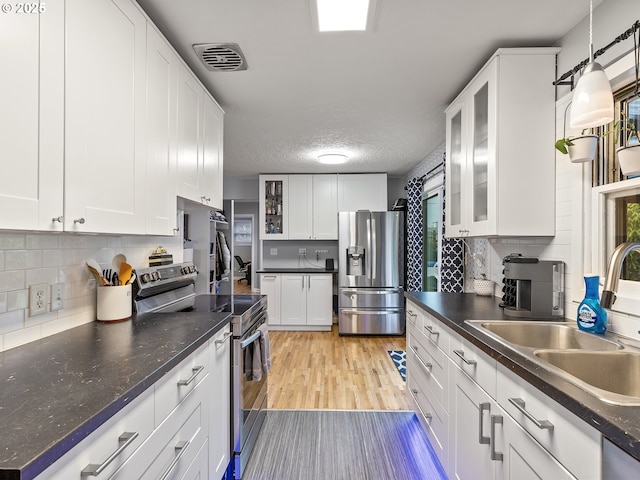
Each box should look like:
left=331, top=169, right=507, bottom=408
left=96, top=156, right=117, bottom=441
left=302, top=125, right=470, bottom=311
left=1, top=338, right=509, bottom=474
left=388, top=350, right=406, bottom=381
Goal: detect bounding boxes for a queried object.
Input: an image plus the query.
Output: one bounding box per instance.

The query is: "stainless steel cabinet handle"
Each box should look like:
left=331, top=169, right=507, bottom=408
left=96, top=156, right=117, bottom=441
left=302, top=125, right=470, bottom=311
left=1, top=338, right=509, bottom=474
left=177, top=366, right=205, bottom=386
left=52, top=216, right=63, bottom=223
left=478, top=402, right=490, bottom=444
left=74, top=218, right=85, bottom=224
left=215, top=331, right=233, bottom=346
left=424, top=325, right=440, bottom=336
left=453, top=349, right=477, bottom=365
left=410, top=345, right=433, bottom=371
left=408, top=388, right=432, bottom=420
left=508, top=397, right=554, bottom=430
left=159, top=440, right=190, bottom=480
left=81, top=431, right=139, bottom=476
left=407, top=310, right=417, bottom=318
left=490, top=415, right=504, bottom=461
left=201, top=196, right=211, bottom=203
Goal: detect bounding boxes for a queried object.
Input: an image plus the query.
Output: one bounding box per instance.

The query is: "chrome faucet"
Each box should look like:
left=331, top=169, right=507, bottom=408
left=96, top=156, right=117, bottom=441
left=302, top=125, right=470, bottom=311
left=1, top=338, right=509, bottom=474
left=601, top=242, right=640, bottom=308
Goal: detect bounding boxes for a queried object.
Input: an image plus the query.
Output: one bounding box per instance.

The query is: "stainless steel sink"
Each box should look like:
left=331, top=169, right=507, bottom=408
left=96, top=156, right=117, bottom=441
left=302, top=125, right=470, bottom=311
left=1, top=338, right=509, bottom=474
left=466, top=320, right=622, bottom=351
left=534, top=350, right=640, bottom=405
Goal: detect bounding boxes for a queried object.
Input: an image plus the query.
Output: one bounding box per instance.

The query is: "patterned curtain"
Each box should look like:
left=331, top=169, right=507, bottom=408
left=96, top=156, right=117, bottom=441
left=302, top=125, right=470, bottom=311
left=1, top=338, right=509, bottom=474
left=405, top=177, right=424, bottom=292
left=440, top=168, right=464, bottom=293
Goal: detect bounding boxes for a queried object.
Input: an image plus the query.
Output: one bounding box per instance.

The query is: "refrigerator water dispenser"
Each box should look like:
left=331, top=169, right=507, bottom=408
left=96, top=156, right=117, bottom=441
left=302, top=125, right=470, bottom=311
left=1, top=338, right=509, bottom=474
left=346, top=246, right=365, bottom=276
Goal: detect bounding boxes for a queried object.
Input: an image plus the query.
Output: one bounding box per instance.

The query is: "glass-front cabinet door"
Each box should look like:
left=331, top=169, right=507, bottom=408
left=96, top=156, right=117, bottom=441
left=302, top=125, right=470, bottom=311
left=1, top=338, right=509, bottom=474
left=445, top=101, right=466, bottom=237
left=259, top=175, right=288, bottom=239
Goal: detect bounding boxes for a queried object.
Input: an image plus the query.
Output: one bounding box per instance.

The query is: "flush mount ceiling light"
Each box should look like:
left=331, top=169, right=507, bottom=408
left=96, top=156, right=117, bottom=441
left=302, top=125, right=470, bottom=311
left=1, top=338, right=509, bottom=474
left=317, top=154, right=348, bottom=164
left=569, top=0, right=614, bottom=129
left=315, top=0, right=372, bottom=32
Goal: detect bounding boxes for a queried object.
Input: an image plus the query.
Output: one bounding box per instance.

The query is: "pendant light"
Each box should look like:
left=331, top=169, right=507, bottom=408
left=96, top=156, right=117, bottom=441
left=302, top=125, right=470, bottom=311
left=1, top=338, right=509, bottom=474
left=570, top=0, right=614, bottom=129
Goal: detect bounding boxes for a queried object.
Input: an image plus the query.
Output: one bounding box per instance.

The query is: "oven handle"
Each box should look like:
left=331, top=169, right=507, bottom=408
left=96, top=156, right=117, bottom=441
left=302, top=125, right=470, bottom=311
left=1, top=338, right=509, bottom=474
left=240, top=329, right=262, bottom=349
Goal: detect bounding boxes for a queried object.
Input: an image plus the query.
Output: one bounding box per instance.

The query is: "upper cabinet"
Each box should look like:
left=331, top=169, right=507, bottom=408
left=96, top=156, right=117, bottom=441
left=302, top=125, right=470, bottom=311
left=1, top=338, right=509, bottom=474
left=260, top=175, right=288, bottom=239
left=337, top=174, right=388, bottom=212
left=445, top=48, right=560, bottom=238
left=0, top=1, right=64, bottom=231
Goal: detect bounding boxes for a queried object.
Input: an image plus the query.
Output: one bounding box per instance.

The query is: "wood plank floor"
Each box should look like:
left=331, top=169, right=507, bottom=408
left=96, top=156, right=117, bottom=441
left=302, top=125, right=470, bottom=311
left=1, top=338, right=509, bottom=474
left=243, top=410, right=447, bottom=480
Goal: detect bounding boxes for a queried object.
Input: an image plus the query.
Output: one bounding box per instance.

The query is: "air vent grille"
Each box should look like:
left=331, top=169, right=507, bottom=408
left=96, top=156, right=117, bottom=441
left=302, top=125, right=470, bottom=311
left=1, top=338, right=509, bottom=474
left=193, top=43, right=248, bottom=72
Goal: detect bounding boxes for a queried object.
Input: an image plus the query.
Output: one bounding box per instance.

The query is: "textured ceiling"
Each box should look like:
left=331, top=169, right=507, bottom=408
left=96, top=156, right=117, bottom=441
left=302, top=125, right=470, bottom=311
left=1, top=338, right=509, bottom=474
left=135, top=0, right=596, bottom=178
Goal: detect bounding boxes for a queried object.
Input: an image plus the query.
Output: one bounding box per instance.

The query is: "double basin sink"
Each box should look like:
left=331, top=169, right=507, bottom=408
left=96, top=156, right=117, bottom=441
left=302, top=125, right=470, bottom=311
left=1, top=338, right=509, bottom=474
left=465, top=320, right=640, bottom=405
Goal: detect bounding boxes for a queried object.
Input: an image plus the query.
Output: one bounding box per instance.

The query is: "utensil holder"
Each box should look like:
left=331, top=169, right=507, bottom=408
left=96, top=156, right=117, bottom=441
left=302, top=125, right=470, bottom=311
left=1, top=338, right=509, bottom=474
left=97, top=284, right=132, bottom=322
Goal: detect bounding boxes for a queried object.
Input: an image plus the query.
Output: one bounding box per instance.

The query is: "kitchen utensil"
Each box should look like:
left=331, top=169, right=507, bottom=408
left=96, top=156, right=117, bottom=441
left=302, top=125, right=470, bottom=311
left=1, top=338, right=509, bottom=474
left=112, top=254, right=127, bottom=274
left=102, top=269, right=114, bottom=286
left=127, top=273, right=136, bottom=285
left=87, top=261, right=108, bottom=286
left=112, top=272, right=120, bottom=286
left=119, top=262, right=133, bottom=286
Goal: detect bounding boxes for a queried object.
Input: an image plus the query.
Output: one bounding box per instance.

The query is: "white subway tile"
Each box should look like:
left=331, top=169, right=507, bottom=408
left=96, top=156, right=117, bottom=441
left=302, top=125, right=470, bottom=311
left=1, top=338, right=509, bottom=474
left=0, top=310, right=24, bottom=335
left=5, top=250, right=43, bottom=270
left=7, top=290, right=27, bottom=311
left=0, top=234, right=25, bottom=250
left=42, top=250, right=63, bottom=268
left=25, top=268, right=59, bottom=286
left=26, top=234, right=60, bottom=250
left=42, top=316, right=72, bottom=337
left=0, top=271, right=25, bottom=292
left=0, top=293, right=6, bottom=313
left=4, top=324, right=41, bottom=351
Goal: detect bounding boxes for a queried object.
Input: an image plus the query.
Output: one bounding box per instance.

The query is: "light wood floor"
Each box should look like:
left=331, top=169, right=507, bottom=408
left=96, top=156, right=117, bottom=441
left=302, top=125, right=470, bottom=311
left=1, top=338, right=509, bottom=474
left=234, top=276, right=409, bottom=410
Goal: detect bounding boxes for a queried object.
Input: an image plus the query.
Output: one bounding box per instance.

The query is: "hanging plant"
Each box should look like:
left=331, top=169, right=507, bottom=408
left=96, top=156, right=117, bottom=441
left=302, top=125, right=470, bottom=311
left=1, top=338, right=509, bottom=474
left=603, top=113, right=640, bottom=175
left=555, top=102, right=599, bottom=163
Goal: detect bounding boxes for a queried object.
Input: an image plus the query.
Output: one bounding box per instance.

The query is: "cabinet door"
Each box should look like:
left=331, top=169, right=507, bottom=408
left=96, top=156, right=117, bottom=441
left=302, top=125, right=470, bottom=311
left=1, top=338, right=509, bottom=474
left=0, top=2, right=64, bottom=231
left=146, top=26, right=178, bottom=236
left=259, top=175, right=288, bottom=239
left=289, top=175, right=313, bottom=239
left=65, top=0, right=147, bottom=234
left=451, top=364, right=495, bottom=480
left=202, top=97, right=224, bottom=209
left=259, top=274, right=281, bottom=325
left=280, top=274, right=307, bottom=325
left=176, top=64, right=204, bottom=203
left=445, top=101, right=466, bottom=238
left=313, top=174, right=338, bottom=239
left=337, top=174, right=388, bottom=212
left=306, top=274, right=333, bottom=326
left=209, top=327, right=231, bottom=477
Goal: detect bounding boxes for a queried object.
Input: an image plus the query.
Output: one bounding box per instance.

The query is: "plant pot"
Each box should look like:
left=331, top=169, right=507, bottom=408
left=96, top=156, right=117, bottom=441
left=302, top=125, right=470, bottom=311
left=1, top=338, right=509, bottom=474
left=474, top=279, right=494, bottom=296
left=568, top=135, right=598, bottom=163
left=617, top=144, right=640, bottom=176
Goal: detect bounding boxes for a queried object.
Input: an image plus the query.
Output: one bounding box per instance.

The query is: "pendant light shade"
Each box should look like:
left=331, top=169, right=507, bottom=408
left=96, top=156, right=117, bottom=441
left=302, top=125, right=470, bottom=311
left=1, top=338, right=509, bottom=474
left=569, top=0, right=614, bottom=129
left=570, top=61, right=614, bottom=128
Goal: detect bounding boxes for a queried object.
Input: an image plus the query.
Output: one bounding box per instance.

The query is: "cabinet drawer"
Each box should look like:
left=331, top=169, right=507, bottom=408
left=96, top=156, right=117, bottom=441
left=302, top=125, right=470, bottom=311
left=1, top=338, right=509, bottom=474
left=408, top=368, right=449, bottom=468
left=35, top=388, right=155, bottom=480
left=155, top=342, right=209, bottom=425
left=496, top=364, right=601, bottom=479
left=449, top=333, right=496, bottom=398
left=406, top=304, right=423, bottom=329
left=422, top=311, right=450, bottom=355
left=407, top=328, right=448, bottom=411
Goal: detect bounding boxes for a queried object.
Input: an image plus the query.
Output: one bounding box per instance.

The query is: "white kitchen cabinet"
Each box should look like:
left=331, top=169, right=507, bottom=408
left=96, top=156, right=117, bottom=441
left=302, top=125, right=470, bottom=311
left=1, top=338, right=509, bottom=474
left=65, top=0, right=147, bottom=234
left=260, top=273, right=282, bottom=325
left=259, top=175, right=289, bottom=239
left=202, top=96, right=224, bottom=210
left=289, top=175, right=339, bottom=240
left=444, top=48, right=559, bottom=238
left=146, top=24, right=179, bottom=236
left=337, top=173, right=388, bottom=212
left=0, top=1, right=64, bottom=231
left=209, top=325, right=232, bottom=478
left=405, top=299, right=601, bottom=479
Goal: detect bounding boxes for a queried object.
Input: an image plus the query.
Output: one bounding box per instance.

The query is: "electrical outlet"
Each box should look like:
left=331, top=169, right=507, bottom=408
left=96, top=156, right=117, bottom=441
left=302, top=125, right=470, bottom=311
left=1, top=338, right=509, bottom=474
left=29, top=284, right=49, bottom=317
left=51, top=283, right=64, bottom=311
left=299, top=248, right=306, bottom=256
left=270, top=248, right=278, bottom=256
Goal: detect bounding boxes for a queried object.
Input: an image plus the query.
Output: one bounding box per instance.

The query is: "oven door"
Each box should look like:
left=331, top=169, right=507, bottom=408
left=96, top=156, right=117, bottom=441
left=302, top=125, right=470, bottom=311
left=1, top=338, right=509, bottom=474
left=233, top=319, right=268, bottom=459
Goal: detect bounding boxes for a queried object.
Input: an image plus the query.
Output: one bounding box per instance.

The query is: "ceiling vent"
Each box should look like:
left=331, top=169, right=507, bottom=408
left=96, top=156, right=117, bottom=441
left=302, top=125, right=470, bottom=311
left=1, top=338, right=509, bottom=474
left=193, top=43, right=248, bottom=72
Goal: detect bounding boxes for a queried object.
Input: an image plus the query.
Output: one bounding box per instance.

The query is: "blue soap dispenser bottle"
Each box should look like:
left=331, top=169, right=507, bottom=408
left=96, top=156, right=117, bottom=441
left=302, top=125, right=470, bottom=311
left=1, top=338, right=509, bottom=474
left=577, top=274, right=607, bottom=334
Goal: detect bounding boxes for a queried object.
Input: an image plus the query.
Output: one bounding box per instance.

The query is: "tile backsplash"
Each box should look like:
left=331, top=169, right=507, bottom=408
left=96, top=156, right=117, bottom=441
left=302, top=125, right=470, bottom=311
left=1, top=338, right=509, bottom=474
left=0, top=232, right=182, bottom=352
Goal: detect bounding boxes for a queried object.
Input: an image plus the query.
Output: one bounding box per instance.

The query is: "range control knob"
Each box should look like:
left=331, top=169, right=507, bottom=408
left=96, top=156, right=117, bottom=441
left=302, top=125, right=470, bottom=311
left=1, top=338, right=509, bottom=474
left=150, top=271, right=160, bottom=282
left=141, top=273, right=151, bottom=283
left=189, top=265, right=196, bottom=274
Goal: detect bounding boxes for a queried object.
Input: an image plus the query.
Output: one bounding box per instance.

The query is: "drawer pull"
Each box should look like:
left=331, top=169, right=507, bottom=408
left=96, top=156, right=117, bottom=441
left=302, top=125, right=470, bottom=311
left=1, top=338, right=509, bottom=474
left=159, top=440, right=191, bottom=480
left=478, top=402, right=490, bottom=444
left=490, top=415, right=504, bottom=461
left=407, top=310, right=417, bottom=318
left=215, top=331, right=233, bottom=345
left=81, top=431, right=139, bottom=476
left=424, top=325, right=440, bottom=336
left=409, top=345, right=433, bottom=371
left=177, top=366, right=205, bottom=386
left=453, top=349, right=477, bottom=365
left=408, top=388, right=432, bottom=420
left=508, top=397, right=554, bottom=430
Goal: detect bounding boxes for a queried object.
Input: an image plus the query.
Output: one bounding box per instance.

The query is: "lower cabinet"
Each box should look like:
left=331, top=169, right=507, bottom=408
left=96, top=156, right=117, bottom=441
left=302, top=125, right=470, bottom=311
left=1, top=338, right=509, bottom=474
left=406, top=299, right=602, bottom=480
left=34, top=327, right=231, bottom=480
left=260, top=273, right=333, bottom=330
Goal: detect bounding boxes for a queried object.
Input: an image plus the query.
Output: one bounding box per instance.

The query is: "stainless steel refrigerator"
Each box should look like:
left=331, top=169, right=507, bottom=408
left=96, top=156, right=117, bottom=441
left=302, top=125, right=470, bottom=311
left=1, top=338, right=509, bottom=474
left=338, top=211, right=405, bottom=335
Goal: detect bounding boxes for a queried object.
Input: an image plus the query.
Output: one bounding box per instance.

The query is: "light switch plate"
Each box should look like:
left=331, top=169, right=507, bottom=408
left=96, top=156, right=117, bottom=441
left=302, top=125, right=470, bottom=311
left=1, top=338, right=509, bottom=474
left=51, top=283, right=64, bottom=311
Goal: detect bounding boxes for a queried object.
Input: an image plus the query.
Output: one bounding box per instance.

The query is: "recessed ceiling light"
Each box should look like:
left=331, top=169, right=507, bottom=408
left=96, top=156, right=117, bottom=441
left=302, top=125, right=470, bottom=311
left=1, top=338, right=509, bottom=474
left=317, top=154, right=348, bottom=164
left=316, top=0, right=370, bottom=32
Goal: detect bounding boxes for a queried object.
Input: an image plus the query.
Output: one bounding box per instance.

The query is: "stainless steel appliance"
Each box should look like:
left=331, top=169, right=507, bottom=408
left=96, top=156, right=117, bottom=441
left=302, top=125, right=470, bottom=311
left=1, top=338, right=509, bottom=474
left=338, top=211, right=405, bottom=335
left=133, top=263, right=268, bottom=480
left=501, top=256, right=564, bottom=319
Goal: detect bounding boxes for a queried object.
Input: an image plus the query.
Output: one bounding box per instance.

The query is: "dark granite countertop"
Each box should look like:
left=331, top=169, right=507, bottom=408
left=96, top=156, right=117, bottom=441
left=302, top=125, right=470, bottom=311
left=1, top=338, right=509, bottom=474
left=257, top=268, right=338, bottom=274
left=0, top=310, right=231, bottom=480
left=406, top=292, right=640, bottom=463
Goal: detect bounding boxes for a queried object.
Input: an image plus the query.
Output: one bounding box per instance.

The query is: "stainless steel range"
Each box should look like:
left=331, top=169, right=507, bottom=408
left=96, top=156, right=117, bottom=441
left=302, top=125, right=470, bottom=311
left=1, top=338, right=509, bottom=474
left=132, top=262, right=268, bottom=479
